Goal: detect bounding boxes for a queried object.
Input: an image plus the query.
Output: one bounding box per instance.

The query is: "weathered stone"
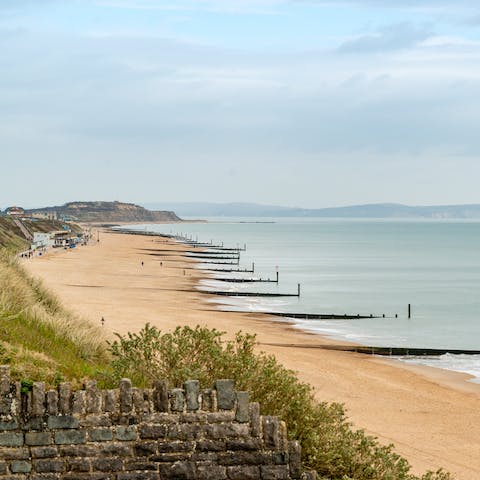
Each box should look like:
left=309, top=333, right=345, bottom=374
left=261, top=466, right=290, bottom=479
left=159, top=461, right=197, bottom=479
left=134, top=442, right=158, bottom=457
left=71, top=391, right=86, bottom=415
left=226, top=465, right=260, bottom=479
left=54, top=430, right=86, bottom=445
left=46, top=390, right=59, bottom=415
left=0, top=446, right=29, bottom=459
left=91, top=458, right=123, bottom=472
left=25, top=431, right=53, bottom=446
left=132, top=388, right=144, bottom=414
left=153, top=380, right=169, bottom=413
left=200, top=389, right=217, bottom=412
left=0, top=420, right=18, bottom=431
left=249, top=403, right=261, bottom=438
left=34, top=459, right=65, bottom=473
left=30, top=446, right=58, bottom=458
left=58, top=444, right=97, bottom=457
left=79, top=414, right=112, bottom=427
left=117, top=473, right=160, bottom=480
left=0, top=462, right=6, bottom=474
left=47, top=416, right=79, bottom=430
left=0, top=432, right=23, bottom=446
left=120, top=379, right=133, bottom=414
left=235, top=391, right=249, bottom=423
left=102, top=390, right=117, bottom=413
left=205, top=423, right=249, bottom=440
left=115, top=425, right=137, bottom=441
left=206, top=411, right=234, bottom=423
left=180, top=412, right=207, bottom=423
left=0, top=366, right=10, bottom=395
left=11, top=460, right=32, bottom=473
left=226, top=438, right=263, bottom=451
left=215, top=380, right=234, bottom=410
left=88, top=428, right=113, bottom=442
left=58, top=383, right=71, bottom=414
left=184, top=380, right=200, bottom=411
left=98, top=441, right=132, bottom=456
left=139, top=424, right=167, bottom=440
left=85, top=381, right=102, bottom=414
left=67, top=458, right=91, bottom=472
left=289, top=441, right=302, bottom=479
left=263, top=416, right=280, bottom=449
left=63, top=474, right=112, bottom=480
left=124, top=460, right=159, bottom=471
left=218, top=452, right=273, bottom=466
left=31, top=382, right=46, bottom=417
left=196, top=439, right=226, bottom=452
left=169, top=388, right=185, bottom=412
left=197, top=464, right=227, bottom=479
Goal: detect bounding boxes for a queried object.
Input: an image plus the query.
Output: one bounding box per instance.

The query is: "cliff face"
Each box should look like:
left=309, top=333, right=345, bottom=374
left=28, top=202, right=181, bottom=223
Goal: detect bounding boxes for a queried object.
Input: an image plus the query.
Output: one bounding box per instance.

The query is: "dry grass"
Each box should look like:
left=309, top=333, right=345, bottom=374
left=0, top=249, right=112, bottom=387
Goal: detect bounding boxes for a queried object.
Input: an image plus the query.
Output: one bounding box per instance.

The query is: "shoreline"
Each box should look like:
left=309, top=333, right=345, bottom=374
left=23, top=230, right=480, bottom=479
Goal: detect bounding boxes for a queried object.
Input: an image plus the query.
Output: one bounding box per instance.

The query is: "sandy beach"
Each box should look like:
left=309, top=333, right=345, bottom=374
left=24, top=231, right=480, bottom=479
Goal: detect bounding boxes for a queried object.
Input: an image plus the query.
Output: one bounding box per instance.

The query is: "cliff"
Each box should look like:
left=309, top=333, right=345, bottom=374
left=27, top=202, right=181, bottom=224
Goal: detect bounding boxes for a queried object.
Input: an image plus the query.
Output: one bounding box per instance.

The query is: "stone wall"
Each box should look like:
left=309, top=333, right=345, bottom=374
left=0, top=367, right=316, bottom=479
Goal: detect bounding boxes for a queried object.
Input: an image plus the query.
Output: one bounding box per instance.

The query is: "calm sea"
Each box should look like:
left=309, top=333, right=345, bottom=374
left=126, top=218, right=480, bottom=382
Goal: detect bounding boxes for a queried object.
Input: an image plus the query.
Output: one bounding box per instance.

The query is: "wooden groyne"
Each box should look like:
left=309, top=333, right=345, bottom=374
left=246, top=311, right=384, bottom=320
left=204, top=267, right=255, bottom=273
left=261, top=343, right=480, bottom=357
left=198, top=283, right=301, bottom=298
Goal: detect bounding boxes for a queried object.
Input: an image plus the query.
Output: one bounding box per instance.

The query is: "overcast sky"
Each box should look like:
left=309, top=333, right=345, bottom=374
left=2, top=0, right=480, bottom=209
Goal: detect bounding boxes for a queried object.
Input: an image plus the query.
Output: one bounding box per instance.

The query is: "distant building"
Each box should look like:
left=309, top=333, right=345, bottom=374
left=5, top=206, right=25, bottom=216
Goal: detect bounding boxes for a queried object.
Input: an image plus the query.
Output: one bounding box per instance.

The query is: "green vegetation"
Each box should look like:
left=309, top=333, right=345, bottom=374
left=109, top=324, right=452, bottom=480
left=0, top=250, right=110, bottom=387
left=0, top=217, right=29, bottom=251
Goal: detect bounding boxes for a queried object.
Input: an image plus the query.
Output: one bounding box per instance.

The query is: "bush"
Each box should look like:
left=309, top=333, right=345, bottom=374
left=109, top=324, right=452, bottom=480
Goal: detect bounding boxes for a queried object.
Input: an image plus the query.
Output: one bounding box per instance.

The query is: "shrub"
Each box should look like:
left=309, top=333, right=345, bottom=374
left=109, top=324, right=452, bottom=480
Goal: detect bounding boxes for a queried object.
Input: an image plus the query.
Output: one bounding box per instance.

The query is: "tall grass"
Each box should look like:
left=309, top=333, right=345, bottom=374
left=0, top=250, right=111, bottom=387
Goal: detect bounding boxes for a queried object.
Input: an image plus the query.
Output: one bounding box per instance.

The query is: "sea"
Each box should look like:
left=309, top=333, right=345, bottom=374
left=124, top=218, right=480, bottom=383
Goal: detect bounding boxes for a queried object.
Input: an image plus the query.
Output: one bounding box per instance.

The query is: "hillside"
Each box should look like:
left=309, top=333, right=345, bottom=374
left=28, top=201, right=181, bottom=223
left=144, top=201, right=480, bottom=219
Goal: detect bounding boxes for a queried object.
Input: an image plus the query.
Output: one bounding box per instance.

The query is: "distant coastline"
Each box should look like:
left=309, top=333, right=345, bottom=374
left=143, top=201, right=480, bottom=219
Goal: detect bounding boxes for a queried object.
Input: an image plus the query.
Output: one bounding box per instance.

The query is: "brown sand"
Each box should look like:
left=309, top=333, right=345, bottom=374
left=24, top=231, right=480, bottom=479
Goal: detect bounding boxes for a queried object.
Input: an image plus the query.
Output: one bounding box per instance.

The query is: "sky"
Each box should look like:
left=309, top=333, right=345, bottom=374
left=2, top=0, right=480, bottom=209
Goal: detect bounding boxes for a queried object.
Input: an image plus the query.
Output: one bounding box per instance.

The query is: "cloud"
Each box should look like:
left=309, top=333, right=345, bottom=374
left=338, top=23, right=434, bottom=53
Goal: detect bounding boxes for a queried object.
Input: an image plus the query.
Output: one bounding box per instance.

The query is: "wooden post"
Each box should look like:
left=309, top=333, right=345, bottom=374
left=297, top=283, right=301, bottom=297
left=408, top=304, right=411, bottom=319
left=252, top=262, right=255, bottom=273
left=276, top=271, right=279, bottom=283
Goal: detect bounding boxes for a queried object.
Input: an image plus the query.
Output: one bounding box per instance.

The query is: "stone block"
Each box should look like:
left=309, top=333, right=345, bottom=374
left=58, top=383, right=71, bottom=415
left=159, top=461, right=197, bottom=479
left=67, top=458, right=91, bottom=472
left=88, top=428, right=113, bottom=442
left=102, top=389, right=117, bottom=413
left=260, top=466, right=290, bottom=479
left=0, top=420, right=18, bottom=431
left=85, top=380, right=102, bottom=414
left=116, top=425, right=137, bottom=441
left=226, top=465, right=260, bottom=479
left=289, top=440, right=302, bottom=479
left=263, top=416, right=280, bottom=449
left=47, top=416, right=79, bottom=429
left=134, top=441, right=158, bottom=457
left=26, top=431, right=53, bottom=446
left=235, top=391, right=249, bottom=423
left=200, top=389, right=217, bottom=412
left=120, top=378, right=133, bottom=414
left=91, top=458, right=123, bottom=472
left=197, top=464, right=227, bottom=479
left=46, top=390, right=59, bottom=415
left=249, top=403, right=261, bottom=438
left=72, top=391, right=86, bottom=415
left=0, top=432, right=23, bottom=446
left=0, top=446, right=29, bottom=459
left=184, top=380, right=200, bottom=411
left=11, top=461, right=32, bottom=473
left=34, top=459, right=65, bottom=473
left=139, top=424, right=167, bottom=440
left=169, top=388, right=185, bottom=412
left=30, top=446, right=58, bottom=458
left=215, top=380, right=235, bottom=410
left=124, top=460, right=159, bottom=471
left=153, top=380, right=169, bottom=413
left=117, top=473, right=160, bottom=480
left=54, top=430, right=86, bottom=445
left=0, top=462, right=6, bottom=474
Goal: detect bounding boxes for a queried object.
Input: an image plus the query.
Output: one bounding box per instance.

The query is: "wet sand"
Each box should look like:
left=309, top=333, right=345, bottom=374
left=24, top=231, right=480, bottom=479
